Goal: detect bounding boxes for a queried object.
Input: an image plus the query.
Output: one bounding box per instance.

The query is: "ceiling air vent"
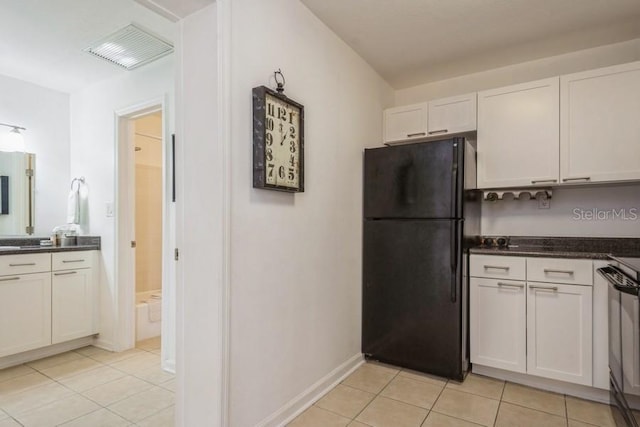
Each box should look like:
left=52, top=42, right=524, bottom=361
left=84, top=24, right=173, bottom=70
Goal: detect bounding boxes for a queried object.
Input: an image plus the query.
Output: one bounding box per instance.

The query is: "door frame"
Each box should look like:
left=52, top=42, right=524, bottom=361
left=114, top=96, right=174, bottom=371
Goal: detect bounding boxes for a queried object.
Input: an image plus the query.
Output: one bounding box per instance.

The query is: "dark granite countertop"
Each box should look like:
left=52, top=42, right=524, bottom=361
left=0, top=236, right=101, bottom=256
left=469, top=237, right=640, bottom=260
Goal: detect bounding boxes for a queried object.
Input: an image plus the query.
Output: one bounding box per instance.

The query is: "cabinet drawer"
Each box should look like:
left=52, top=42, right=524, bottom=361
left=470, top=255, right=526, bottom=280
left=52, top=251, right=94, bottom=271
left=0, top=253, right=51, bottom=276
left=527, top=257, right=592, bottom=285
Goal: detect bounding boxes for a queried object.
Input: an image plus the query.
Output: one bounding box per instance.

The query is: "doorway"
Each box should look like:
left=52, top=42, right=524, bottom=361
left=115, top=97, right=175, bottom=373
left=133, top=112, right=163, bottom=346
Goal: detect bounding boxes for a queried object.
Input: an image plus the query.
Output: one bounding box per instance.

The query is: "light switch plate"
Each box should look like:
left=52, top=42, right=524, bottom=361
left=106, top=202, right=114, bottom=217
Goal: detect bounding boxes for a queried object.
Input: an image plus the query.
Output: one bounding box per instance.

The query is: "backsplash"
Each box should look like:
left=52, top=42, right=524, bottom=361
left=481, top=183, right=640, bottom=237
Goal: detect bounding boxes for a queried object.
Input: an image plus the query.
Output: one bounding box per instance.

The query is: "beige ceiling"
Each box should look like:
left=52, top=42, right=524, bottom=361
left=300, top=0, right=640, bottom=89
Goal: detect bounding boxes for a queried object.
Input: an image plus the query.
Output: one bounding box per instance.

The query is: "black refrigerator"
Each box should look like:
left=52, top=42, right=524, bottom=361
left=362, top=137, right=480, bottom=381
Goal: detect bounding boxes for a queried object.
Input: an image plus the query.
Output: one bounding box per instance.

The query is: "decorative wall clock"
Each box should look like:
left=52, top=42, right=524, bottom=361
left=252, top=73, right=304, bottom=192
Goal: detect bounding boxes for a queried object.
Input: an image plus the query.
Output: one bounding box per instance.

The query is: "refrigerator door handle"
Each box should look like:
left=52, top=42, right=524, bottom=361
left=450, top=142, right=459, bottom=218
left=450, top=222, right=458, bottom=303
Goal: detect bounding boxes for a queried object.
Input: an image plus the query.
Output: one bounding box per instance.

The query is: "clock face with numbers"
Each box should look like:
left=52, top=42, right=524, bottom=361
left=253, top=86, right=304, bottom=192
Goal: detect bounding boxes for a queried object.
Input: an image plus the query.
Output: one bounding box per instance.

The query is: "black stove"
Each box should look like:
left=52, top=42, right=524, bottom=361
left=612, top=257, right=640, bottom=275
left=599, top=257, right=640, bottom=427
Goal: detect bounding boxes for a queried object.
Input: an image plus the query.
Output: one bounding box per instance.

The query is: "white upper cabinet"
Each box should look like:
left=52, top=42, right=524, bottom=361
left=427, top=93, right=477, bottom=137
left=383, top=103, right=428, bottom=143
left=477, top=77, right=560, bottom=189
left=560, top=61, right=640, bottom=184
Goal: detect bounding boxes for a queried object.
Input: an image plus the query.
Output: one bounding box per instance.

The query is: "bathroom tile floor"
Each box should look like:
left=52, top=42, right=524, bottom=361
left=288, top=362, right=635, bottom=427
left=0, top=337, right=173, bottom=426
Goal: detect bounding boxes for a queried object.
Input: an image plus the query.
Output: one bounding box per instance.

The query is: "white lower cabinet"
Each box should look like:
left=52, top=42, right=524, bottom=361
left=470, top=255, right=596, bottom=387
left=470, top=278, right=526, bottom=372
left=0, top=272, right=52, bottom=357
left=526, top=282, right=593, bottom=385
left=52, top=268, right=94, bottom=344
left=0, top=250, right=98, bottom=359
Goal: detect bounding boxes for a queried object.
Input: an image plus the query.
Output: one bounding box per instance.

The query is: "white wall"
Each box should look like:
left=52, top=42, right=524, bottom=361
left=174, top=4, right=224, bottom=426
left=395, top=38, right=640, bottom=238
left=69, top=56, right=174, bottom=350
left=228, top=1, right=393, bottom=425
left=0, top=74, right=70, bottom=235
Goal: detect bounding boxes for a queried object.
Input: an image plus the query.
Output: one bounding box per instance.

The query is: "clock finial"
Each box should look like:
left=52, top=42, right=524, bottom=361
left=274, top=69, right=286, bottom=93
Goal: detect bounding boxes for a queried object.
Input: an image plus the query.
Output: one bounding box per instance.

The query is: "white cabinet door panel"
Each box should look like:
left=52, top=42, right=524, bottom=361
left=561, top=61, right=640, bottom=183
left=384, top=104, right=428, bottom=143
left=477, top=77, right=559, bottom=188
left=471, top=277, right=526, bottom=372
left=0, top=273, right=51, bottom=357
left=428, top=93, right=476, bottom=136
left=52, top=269, right=94, bottom=344
left=527, top=282, right=592, bottom=385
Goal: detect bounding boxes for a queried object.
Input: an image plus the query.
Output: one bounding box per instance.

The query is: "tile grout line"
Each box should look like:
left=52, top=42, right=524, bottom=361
left=500, top=399, right=568, bottom=419
left=491, top=380, right=507, bottom=427
left=349, top=366, right=401, bottom=424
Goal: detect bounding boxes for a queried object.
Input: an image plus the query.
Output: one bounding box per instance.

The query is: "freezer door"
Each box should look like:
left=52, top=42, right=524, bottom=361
left=362, top=219, right=464, bottom=380
left=364, top=139, right=463, bottom=219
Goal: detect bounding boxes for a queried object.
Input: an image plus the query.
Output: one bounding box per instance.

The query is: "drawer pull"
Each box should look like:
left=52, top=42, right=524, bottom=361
left=9, top=263, right=36, bottom=267
left=0, top=276, right=20, bottom=282
left=428, top=129, right=448, bottom=135
left=54, top=271, right=78, bottom=276
left=531, top=179, right=557, bottom=184
left=484, top=265, right=510, bottom=271
left=497, top=282, right=524, bottom=289
left=62, top=260, right=85, bottom=263
left=543, top=269, right=574, bottom=275
left=530, top=285, right=558, bottom=291
left=407, top=132, right=426, bottom=137
left=562, top=177, right=591, bottom=182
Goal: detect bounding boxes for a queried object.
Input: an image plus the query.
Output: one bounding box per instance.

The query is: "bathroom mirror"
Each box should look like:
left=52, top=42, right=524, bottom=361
left=0, top=152, right=35, bottom=235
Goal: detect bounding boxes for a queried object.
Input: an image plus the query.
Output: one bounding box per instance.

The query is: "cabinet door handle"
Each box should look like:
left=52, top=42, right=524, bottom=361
left=544, top=269, right=574, bottom=275
left=428, top=129, right=448, bottom=135
left=497, top=282, right=524, bottom=289
left=9, top=263, right=36, bottom=267
left=62, top=260, right=85, bottom=263
left=529, top=285, right=558, bottom=291
left=406, top=132, right=426, bottom=137
left=531, top=179, right=557, bottom=184
left=484, top=265, right=510, bottom=271
left=562, top=177, right=591, bottom=182
left=0, top=276, right=20, bottom=282
left=54, top=271, right=78, bottom=276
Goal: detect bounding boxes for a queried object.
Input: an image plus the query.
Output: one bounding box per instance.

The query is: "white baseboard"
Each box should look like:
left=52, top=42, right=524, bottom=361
left=473, top=364, right=611, bottom=404
left=93, top=337, right=115, bottom=352
left=0, top=336, right=94, bottom=369
left=163, top=357, right=176, bottom=374
left=256, top=353, right=364, bottom=427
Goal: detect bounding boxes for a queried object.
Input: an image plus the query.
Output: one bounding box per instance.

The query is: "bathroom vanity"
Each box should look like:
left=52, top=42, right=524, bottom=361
left=0, top=239, right=100, bottom=366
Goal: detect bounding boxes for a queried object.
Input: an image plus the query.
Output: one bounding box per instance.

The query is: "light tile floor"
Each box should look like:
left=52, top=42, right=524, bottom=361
left=0, top=337, right=173, bottom=427
left=289, top=362, right=635, bottom=427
